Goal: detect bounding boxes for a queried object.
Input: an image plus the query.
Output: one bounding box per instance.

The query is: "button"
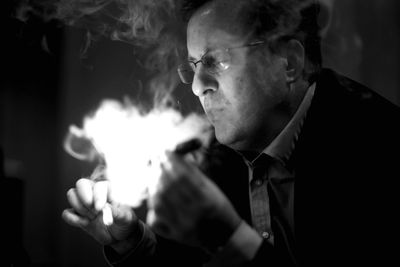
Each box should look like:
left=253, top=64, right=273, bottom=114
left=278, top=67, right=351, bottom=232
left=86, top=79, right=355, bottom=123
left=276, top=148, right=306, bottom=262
left=254, top=179, right=263, bottom=186
left=262, top=232, right=270, bottom=239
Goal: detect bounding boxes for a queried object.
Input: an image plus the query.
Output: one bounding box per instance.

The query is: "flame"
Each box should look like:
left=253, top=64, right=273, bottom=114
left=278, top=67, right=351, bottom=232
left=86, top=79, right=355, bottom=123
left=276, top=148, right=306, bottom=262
left=64, top=99, right=213, bottom=207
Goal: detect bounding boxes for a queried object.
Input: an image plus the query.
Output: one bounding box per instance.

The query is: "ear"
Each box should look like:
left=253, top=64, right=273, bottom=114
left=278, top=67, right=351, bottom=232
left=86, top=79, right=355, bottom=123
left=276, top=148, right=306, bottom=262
left=284, top=39, right=305, bottom=84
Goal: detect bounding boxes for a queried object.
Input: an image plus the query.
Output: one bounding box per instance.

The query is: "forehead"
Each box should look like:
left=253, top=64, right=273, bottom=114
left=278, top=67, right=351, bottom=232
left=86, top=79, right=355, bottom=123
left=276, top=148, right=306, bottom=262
left=186, top=2, right=248, bottom=56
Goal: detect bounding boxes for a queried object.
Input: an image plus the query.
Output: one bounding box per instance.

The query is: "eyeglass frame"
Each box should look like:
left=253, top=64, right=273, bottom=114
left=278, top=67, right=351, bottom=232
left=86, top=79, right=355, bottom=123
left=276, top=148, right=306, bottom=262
left=177, top=40, right=266, bottom=84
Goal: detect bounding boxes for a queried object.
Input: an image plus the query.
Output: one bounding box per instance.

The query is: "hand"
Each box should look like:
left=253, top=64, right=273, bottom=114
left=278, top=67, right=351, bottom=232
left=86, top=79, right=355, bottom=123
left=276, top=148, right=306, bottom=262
left=147, top=151, right=242, bottom=250
left=62, top=178, right=140, bottom=249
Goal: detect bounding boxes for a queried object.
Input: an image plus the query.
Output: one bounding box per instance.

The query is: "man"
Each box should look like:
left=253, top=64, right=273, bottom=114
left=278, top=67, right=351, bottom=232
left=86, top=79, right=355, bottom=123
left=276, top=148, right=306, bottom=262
left=62, top=0, right=400, bottom=266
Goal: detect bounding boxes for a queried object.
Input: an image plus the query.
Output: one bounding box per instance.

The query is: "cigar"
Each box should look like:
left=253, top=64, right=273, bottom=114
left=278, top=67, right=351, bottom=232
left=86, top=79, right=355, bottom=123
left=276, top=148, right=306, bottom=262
left=174, top=139, right=202, bottom=155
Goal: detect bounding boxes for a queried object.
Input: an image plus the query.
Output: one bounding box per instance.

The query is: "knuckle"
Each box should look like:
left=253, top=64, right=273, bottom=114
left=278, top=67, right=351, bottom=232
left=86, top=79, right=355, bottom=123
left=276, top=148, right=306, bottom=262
left=75, top=178, right=85, bottom=188
left=76, top=178, right=91, bottom=188
left=66, top=188, right=75, bottom=199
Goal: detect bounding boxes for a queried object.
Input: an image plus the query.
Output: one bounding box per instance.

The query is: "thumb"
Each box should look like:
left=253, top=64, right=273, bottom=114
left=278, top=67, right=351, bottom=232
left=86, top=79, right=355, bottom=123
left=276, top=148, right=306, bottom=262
left=109, top=202, right=136, bottom=226
left=93, top=180, right=109, bottom=212
left=146, top=208, right=156, bottom=226
left=101, top=203, right=113, bottom=226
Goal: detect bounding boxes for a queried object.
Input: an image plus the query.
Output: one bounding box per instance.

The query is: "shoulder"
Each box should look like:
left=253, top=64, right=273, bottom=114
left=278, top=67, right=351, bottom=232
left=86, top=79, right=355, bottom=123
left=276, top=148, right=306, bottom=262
left=309, top=68, right=400, bottom=134
left=295, top=68, right=400, bottom=165
left=315, top=68, right=400, bottom=116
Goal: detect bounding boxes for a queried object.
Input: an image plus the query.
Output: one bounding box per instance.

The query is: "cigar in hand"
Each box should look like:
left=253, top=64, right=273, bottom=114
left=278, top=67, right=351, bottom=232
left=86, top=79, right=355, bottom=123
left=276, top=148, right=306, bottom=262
left=174, top=139, right=203, bottom=155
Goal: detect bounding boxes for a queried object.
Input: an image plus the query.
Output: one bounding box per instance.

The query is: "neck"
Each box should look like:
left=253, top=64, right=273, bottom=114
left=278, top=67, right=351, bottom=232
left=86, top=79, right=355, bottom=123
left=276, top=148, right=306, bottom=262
left=287, top=79, right=310, bottom=116
left=231, top=79, right=310, bottom=153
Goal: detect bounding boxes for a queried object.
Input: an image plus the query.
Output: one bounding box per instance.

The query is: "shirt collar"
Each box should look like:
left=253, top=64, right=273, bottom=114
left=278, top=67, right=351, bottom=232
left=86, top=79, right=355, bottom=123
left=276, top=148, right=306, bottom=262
left=262, top=83, right=316, bottom=165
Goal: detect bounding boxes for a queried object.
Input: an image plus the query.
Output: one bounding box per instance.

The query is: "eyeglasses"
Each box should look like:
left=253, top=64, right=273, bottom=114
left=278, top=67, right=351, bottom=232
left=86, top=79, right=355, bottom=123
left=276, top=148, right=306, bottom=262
left=177, top=41, right=265, bottom=84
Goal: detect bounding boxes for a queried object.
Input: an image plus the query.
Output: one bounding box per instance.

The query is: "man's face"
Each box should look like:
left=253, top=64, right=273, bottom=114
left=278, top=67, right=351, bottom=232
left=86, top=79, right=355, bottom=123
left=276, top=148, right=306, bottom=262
left=187, top=2, right=290, bottom=151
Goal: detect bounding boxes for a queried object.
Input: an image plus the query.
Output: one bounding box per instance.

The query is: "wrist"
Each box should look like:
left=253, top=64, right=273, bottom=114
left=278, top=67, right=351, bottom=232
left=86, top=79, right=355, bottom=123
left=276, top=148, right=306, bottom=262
left=110, top=220, right=145, bottom=255
left=205, top=221, right=263, bottom=265
left=198, top=212, right=242, bottom=252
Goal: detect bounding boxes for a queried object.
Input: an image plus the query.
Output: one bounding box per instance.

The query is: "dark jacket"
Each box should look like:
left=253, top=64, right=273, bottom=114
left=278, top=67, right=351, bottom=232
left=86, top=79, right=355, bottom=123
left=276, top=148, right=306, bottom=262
left=109, top=69, right=400, bottom=266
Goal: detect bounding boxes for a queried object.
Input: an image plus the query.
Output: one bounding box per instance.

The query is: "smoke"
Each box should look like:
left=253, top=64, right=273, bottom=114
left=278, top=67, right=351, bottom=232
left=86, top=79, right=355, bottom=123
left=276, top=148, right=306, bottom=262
left=16, top=1, right=211, bottom=209
left=16, top=0, right=184, bottom=45
left=15, top=0, right=334, bottom=102
left=16, top=0, right=335, bottom=206
left=16, top=0, right=187, bottom=106
left=64, top=99, right=213, bottom=207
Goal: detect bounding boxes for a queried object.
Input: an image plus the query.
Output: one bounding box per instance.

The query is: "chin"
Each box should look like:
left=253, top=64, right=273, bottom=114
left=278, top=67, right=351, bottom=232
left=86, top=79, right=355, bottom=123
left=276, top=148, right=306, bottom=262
left=214, top=127, right=233, bottom=145
left=214, top=128, right=244, bottom=150
left=215, top=124, right=263, bottom=152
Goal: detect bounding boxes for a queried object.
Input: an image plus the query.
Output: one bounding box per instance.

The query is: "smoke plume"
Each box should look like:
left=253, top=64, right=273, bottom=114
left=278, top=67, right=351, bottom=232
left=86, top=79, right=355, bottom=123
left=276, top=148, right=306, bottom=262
left=16, top=0, right=187, bottom=106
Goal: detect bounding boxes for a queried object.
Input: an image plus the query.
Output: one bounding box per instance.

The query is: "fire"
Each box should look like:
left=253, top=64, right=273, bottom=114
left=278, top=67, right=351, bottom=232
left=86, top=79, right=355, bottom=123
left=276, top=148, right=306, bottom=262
left=64, top=99, right=213, bottom=209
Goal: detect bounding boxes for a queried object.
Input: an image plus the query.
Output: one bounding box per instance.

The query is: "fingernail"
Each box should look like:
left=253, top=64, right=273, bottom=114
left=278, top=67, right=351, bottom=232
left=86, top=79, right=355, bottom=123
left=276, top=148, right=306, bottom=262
left=102, top=204, right=113, bottom=226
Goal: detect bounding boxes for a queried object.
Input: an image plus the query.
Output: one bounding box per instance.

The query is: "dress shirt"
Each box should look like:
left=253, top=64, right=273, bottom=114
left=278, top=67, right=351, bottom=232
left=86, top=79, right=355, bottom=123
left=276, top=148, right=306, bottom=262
left=220, top=83, right=316, bottom=263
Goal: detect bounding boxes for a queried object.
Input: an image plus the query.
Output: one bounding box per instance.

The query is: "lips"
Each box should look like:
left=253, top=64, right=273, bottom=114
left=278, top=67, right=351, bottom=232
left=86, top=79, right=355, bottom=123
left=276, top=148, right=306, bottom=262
left=205, top=108, right=217, bottom=122
left=203, top=98, right=224, bottom=123
left=205, top=106, right=226, bottom=125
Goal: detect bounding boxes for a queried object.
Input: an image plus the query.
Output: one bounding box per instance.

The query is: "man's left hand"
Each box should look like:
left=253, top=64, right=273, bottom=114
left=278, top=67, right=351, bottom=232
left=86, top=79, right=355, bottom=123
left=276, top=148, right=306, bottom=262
left=147, top=150, right=242, bottom=250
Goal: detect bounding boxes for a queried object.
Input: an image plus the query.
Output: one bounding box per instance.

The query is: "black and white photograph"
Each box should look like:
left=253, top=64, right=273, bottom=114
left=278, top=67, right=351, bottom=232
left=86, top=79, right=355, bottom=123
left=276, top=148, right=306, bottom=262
left=1, top=1, right=399, bottom=266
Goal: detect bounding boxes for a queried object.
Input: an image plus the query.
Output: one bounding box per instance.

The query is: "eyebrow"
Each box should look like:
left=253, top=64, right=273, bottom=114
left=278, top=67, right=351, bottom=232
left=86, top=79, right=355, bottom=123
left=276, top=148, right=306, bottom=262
left=187, top=47, right=213, bottom=62
left=188, top=55, right=196, bottom=61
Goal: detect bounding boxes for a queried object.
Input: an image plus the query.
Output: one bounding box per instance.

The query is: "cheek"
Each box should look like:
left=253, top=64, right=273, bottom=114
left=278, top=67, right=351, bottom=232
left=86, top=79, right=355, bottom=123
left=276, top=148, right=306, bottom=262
left=252, top=60, right=288, bottom=103
left=232, top=74, right=264, bottom=110
left=223, top=77, right=248, bottom=116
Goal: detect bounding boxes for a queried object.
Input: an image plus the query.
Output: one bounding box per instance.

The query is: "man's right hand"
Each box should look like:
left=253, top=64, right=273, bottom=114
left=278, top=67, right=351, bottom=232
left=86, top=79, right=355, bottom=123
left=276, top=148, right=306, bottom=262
left=62, top=178, right=140, bottom=252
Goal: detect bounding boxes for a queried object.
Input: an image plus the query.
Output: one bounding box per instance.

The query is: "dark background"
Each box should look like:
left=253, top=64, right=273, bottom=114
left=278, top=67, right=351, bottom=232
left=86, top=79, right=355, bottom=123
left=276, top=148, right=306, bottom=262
left=1, top=1, right=399, bottom=266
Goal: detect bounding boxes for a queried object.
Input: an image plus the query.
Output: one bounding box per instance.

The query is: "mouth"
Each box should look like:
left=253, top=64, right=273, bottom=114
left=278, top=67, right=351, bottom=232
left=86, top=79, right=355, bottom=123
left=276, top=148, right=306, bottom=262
left=204, top=107, right=224, bottom=124
left=203, top=98, right=225, bottom=124
left=205, top=109, right=216, bottom=122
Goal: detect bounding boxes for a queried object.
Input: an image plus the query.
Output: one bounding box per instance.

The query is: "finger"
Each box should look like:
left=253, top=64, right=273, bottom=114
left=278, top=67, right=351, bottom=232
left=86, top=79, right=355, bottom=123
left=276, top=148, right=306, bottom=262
left=146, top=208, right=156, bottom=226
left=156, top=161, right=203, bottom=220
left=155, top=190, right=179, bottom=224
left=158, top=175, right=198, bottom=213
left=156, top=165, right=197, bottom=209
left=62, top=209, right=90, bottom=227
left=148, top=190, right=180, bottom=236
left=160, top=155, right=205, bottom=199
left=146, top=208, right=171, bottom=239
left=93, top=181, right=109, bottom=212
left=157, top=176, right=202, bottom=236
left=110, top=202, right=135, bottom=225
left=75, top=178, right=95, bottom=209
left=102, top=203, right=113, bottom=226
left=162, top=151, right=203, bottom=186
left=66, top=188, right=96, bottom=219
left=160, top=153, right=186, bottom=185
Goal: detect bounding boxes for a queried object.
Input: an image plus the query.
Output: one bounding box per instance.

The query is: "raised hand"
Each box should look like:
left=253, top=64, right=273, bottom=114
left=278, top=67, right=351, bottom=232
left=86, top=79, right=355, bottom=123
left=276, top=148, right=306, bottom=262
left=147, top=151, right=242, bottom=250
left=62, top=178, right=140, bottom=249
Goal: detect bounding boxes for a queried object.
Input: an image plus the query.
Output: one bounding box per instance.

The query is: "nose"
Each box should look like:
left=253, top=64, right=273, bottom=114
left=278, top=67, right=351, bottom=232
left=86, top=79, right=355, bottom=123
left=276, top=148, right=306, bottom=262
left=191, top=66, right=218, bottom=97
